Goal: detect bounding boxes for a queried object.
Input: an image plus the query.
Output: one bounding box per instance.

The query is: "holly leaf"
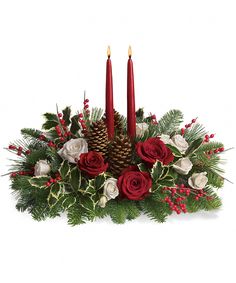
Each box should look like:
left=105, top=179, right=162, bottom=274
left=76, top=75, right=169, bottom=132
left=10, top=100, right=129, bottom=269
left=42, top=113, right=59, bottom=130
left=185, top=138, right=203, bottom=156
left=151, top=161, right=163, bottom=183
left=70, top=167, right=81, bottom=192
left=70, top=115, right=80, bottom=135
left=62, top=107, right=71, bottom=126
left=59, top=160, right=70, bottom=180
left=29, top=176, right=50, bottom=188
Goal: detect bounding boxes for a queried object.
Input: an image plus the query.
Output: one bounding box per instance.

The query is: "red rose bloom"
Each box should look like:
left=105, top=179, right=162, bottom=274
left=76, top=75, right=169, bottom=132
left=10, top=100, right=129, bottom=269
left=117, top=167, right=152, bottom=200
left=78, top=151, right=108, bottom=178
left=136, top=137, right=174, bottom=165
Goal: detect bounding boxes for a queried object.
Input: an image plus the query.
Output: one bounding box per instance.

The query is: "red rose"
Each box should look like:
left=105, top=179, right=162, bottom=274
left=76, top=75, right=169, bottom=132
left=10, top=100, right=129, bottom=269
left=117, top=167, right=152, bottom=200
left=136, top=137, right=174, bottom=165
left=78, top=151, right=108, bottom=178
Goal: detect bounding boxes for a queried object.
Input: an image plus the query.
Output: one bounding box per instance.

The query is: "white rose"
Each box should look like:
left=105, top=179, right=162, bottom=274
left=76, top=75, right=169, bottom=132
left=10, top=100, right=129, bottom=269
left=98, top=195, right=108, bottom=208
left=160, top=134, right=172, bottom=144
left=103, top=178, right=119, bottom=200
left=173, top=157, right=193, bottom=175
left=160, top=134, right=188, bottom=153
left=136, top=123, right=149, bottom=137
left=58, top=138, right=88, bottom=164
left=171, top=135, right=189, bottom=153
left=188, top=172, right=208, bottom=190
left=34, top=160, right=51, bottom=176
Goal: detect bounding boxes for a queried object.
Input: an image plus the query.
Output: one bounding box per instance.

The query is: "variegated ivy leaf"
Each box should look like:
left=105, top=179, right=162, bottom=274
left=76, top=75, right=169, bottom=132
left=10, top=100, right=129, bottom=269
left=138, top=163, right=149, bottom=172
left=29, top=176, right=50, bottom=188
left=151, top=161, right=164, bottom=183
left=62, top=195, right=77, bottom=210
left=70, top=167, right=81, bottom=192
left=59, top=160, right=70, bottom=180
left=158, top=176, right=175, bottom=188
left=79, top=195, right=96, bottom=213
left=159, top=166, right=169, bottom=180
left=47, top=183, right=65, bottom=207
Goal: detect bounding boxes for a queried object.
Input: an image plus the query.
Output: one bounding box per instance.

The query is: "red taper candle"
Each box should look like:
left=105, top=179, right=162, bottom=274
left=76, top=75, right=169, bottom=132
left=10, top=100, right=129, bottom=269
left=127, top=46, right=136, bottom=139
left=105, top=46, right=114, bottom=140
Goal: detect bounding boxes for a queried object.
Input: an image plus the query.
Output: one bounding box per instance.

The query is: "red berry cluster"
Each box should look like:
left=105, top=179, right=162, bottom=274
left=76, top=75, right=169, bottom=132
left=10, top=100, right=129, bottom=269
left=206, top=147, right=224, bottom=157
left=204, top=134, right=215, bottom=142
left=47, top=141, right=57, bottom=148
left=10, top=170, right=34, bottom=178
left=45, top=173, right=62, bottom=187
left=55, top=113, right=72, bottom=142
left=163, top=184, right=190, bottom=214
left=181, top=118, right=197, bottom=135
left=8, top=145, right=31, bottom=156
left=78, top=98, right=90, bottom=135
left=150, top=114, right=158, bottom=125
left=39, top=134, right=46, bottom=141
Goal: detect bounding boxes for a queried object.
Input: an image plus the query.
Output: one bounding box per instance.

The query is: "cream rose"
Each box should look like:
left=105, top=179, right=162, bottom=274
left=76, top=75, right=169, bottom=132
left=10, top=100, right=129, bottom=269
left=136, top=123, right=149, bottom=137
left=103, top=178, right=119, bottom=200
left=58, top=138, right=88, bottom=164
left=188, top=172, right=208, bottom=190
left=98, top=195, right=108, bottom=208
left=173, top=157, right=193, bottom=175
left=160, top=134, right=188, bottom=153
left=34, top=160, right=51, bottom=176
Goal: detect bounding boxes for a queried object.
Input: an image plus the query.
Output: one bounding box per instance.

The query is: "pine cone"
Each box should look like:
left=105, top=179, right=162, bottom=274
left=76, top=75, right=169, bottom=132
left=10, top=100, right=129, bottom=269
left=86, top=119, right=109, bottom=157
left=108, top=135, right=132, bottom=176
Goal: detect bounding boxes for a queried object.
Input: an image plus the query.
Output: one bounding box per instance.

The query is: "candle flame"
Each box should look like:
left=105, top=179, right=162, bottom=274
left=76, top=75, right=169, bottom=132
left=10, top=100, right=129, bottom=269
left=128, top=46, right=132, bottom=58
left=107, top=46, right=111, bottom=58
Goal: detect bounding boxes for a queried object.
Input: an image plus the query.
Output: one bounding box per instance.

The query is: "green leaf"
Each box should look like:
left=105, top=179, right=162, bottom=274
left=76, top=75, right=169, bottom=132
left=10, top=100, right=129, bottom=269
left=94, top=174, right=106, bottom=191
left=185, top=138, right=203, bottom=156
left=151, top=161, right=163, bottom=182
left=59, top=160, right=70, bottom=180
left=70, top=167, right=81, bottom=192
left=62, top=195, right=77, bottom=210
left=160, top=166, right=169, bottom=179
left=62, top=107, right=71, bottom=126
left=166, top=144, right=182, bottom=157
left=29, top=176, right=50, bottom=188
left=79, top=195, right=96, bottom=212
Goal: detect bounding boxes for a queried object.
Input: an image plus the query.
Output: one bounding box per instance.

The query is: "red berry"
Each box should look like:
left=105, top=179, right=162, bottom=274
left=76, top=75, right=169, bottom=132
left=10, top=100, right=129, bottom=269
left=17, top=152, right=22, bottom=156
left=214, top=149, right=219, bottom=154
left=195, top=196, right=199, bottom=201
left=25, top=150, right=31, bottom=155
left=181, top=128, right=185, bottom=135
left=192, top=118, right=197, bottom=123
left=60, top=119, right=65, bottom=125
left=50, top=178, right=54, bottom=183
left=210, top=134, right=214, bottom=138
left=151, top=114, right=156, bottom=120
left=84, top=104, right=89, bottom=109
left=9, top=145, right=16, bottom=150
left=60, top=137, right=65, bottom=142
left=58, top=113, right=63, bottom=118
left=219, top=147, right=224, bottom=152
left=84, top=99, right=89, bottom=103
left=18, top=146, right=23, bottom=151
left=11, top=172, right=17, bottom=178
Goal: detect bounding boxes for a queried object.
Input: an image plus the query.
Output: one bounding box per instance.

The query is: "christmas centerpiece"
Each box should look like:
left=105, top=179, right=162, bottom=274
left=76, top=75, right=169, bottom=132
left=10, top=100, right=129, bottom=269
left=4, top=47, right=228, bottom=225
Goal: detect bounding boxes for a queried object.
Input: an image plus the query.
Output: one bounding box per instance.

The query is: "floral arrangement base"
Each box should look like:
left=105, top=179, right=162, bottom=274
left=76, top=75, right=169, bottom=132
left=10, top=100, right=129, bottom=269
left=5, top=102, right=227, bottom=225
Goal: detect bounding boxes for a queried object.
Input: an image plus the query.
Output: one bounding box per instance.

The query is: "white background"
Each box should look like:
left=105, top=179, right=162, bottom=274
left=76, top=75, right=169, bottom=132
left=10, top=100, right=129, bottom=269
left=0, top=1, right=236, bottom=282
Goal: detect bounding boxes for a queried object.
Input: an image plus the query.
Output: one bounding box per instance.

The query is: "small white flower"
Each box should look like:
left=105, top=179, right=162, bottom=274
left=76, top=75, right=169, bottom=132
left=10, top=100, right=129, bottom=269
left=34, top=160, right=51, bottom=176
left=188, top=172, right=208, bottom=190
left=103, top=178, right=119, bottom=200
left=160, top=134, right=189, bottom=154
left=136, top=123, right=149, bottom=137
left=58, top=138, right=88, bottom=164
left=173, top=157, right=193, bottom=175
left=171, top=135, right=189, bottom=153
left=98, top=195, right=108, bottom=208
